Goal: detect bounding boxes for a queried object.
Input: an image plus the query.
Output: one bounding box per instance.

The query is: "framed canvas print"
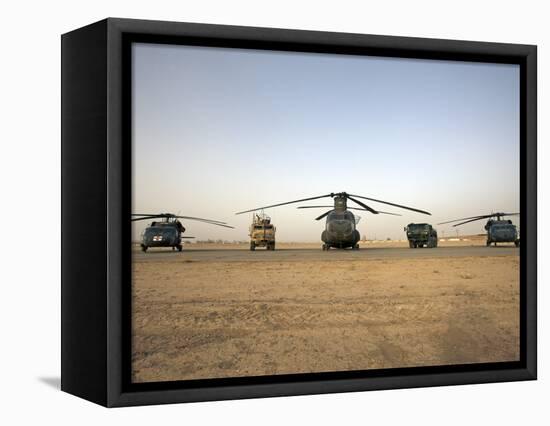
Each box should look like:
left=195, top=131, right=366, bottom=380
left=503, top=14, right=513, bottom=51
left=61, top=18, right=537, bottom=407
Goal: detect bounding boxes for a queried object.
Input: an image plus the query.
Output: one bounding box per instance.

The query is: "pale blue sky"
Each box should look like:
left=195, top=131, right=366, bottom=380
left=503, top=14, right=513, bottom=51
left=132, top=43, right=519, bottom=242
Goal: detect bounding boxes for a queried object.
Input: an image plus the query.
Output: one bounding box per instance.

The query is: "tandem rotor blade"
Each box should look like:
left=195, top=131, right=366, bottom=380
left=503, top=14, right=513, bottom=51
left=373, top=210, right=402, bottom=216
left=236, top=194, right=333, bottom=215
left=349, top=194, right=431, bottom=215
left=296, top=206, right=401, bottom=216
left=315, top=210, right=333, bottom=221
left=345, top=207, right=401, bottom=216
left=346, top=195, right=379, bottom=214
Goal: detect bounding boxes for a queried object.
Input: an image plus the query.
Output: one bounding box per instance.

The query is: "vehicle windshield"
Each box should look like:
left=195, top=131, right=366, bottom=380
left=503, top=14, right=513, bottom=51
left=408, top=224, right=429, bottom=231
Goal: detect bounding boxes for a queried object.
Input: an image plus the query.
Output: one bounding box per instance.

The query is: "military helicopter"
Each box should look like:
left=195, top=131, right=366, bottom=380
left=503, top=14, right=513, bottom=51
left=438, top=212, right=519, bottom=247
left=236, top=192, right=431, bottom=250
left=132, top=213, right=234, bottom=252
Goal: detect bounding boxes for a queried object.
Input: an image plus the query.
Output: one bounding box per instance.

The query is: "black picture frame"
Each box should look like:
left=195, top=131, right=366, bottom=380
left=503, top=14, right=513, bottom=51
left=61, top=17, right=537, bottom=407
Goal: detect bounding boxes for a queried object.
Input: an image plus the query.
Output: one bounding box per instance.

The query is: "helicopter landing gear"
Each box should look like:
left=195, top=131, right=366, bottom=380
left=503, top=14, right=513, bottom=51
left=141, top=245, right=148, bottom=252
left=177, top=244, right=183, bottom=252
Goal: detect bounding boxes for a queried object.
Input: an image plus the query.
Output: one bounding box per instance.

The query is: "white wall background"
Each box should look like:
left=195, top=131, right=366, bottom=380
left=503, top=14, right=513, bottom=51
left=0, top=0, right=546, bottom=423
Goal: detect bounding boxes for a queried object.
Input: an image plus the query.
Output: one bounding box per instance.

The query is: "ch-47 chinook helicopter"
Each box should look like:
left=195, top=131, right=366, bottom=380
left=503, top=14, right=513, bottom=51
left=438, top=212, right=520, bottom=247
left=132, top=213, right=234, bottom=252
left=236, top=192, right=431, bottom=250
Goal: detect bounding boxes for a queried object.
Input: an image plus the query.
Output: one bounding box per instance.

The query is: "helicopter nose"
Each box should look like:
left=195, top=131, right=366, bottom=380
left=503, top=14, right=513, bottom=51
left=329, top=221, right=352, bottom=235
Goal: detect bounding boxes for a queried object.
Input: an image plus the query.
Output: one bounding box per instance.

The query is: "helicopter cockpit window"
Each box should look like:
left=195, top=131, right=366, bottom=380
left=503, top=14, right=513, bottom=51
left=328, top=211, right=354, bottom=221
left=145, top=227, right=177, bottom=237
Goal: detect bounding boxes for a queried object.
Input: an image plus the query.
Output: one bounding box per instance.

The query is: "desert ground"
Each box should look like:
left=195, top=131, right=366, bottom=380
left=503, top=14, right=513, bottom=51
left=131, top=236, right=520, bottom=383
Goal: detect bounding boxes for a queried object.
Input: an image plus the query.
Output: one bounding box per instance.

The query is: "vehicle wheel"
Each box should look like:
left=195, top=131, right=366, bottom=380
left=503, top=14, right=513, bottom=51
left=486, top=239, right=491, bottom=247
left=250, top=242, right=256, bottom=251
left=177, top=245, right=183, bottom=252
left=271, top=242, right=276, bottom=250
left=322, top=244, right=328, bottom=251
left=352, top=244, right=359, bottom=250
left=141, top=245, right=147, bottom=252
left=515, top=240, right=520, bottom=247
left=409, top=241, right=414, bottom=248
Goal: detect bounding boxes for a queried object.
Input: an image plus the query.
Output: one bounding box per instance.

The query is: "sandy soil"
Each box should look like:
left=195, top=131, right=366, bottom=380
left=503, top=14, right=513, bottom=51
left=131, top=249, right=519, bottom=383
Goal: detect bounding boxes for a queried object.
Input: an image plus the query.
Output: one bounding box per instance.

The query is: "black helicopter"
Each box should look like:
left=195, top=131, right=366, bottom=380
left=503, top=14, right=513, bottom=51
left=132, top=213, right=234, bottom=252
left=236, top=192, right=431, bottom=250
left=438, top=212, right=519, bottom=247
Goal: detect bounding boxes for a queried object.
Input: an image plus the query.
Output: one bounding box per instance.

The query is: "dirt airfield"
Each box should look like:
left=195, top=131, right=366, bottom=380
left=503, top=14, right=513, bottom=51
left=132, top=235, right=520, bottom=383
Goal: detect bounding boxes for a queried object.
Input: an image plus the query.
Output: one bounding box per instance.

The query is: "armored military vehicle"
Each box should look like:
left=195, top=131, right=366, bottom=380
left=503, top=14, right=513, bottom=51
left=404, top=223, right=438, bottom=248
left=249, top=212, right=276, bottom=250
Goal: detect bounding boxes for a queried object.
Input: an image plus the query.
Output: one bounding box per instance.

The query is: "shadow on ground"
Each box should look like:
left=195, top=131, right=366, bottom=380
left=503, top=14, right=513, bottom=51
left=38, top=377, right=60, bottom=390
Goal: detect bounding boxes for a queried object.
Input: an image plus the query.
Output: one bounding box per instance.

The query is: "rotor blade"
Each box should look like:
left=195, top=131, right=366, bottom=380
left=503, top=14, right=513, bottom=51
left=346, top=195, right=379, bottom=214
left=500, top=212, right=520, bottom=216
left=315, top=210, right=333, bottom=221
left=348, top=207, right=401, bottom=216
left=375, top=210, right=402, bottom=216
left=437, top=215, right=492, bottom=225
left=236, top=194, right=333, bottom=215
left=174, top=215, right=227, bottom=224
left=451, top=217, right=490, bottom=227
left=196, top=221, right=234, bottom=229
left=296, top=206, right=401, bottom=216
left=349, top=194, right=431, bottom=215
left=131, top=216, right=160, bottom=222
left=180, top=236, right=195, bottom=239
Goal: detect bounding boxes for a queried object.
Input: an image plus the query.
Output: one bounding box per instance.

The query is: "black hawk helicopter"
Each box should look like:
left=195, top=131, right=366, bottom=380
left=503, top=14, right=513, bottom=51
left=236, top=192, right=431, bottom=250
left=438, top=212, right=519, bottom=247
left=132, top=213, right=234, bottom=252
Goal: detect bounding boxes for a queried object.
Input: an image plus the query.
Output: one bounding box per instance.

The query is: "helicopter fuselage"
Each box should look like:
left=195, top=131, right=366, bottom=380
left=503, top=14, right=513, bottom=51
left=485, top=219, right=519, bottom=246
left=140, top=221, right=185, bottom=252
left=321, top=209, right=360, bottom=249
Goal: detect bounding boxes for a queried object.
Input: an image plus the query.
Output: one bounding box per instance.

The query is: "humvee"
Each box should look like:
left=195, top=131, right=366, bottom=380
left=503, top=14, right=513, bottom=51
left=404, top=223, right=438, bottom=248
left=249, top=213, right=276, bottom=250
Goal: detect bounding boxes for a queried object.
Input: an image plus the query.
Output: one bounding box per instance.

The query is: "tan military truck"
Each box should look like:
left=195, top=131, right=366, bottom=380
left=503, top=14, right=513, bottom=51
left=249, top=212, right=276, bottom=250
